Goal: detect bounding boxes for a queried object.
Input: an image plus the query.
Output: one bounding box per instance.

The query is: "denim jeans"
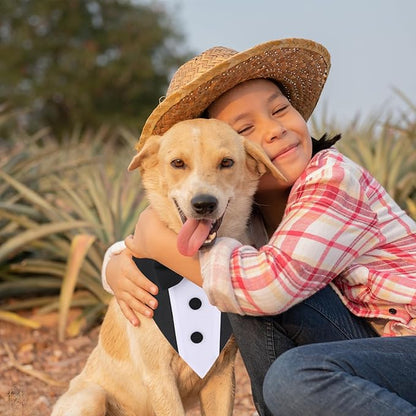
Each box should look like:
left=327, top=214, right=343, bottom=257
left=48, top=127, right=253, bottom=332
left=227, top=285, right=378, bottom=416
left=263, top=336, right=416, bottom=416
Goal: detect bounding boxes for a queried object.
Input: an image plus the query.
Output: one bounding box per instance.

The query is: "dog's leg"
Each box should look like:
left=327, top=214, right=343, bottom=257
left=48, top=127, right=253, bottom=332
left=145, top=374, right=186, bottom=416
left=126, top=321, right=187, bottom=416
left=199, top=368, right=235, bottom=416
left=51, top=380, right=107, bottom=416
left=199, top=338, right=237, bottom=416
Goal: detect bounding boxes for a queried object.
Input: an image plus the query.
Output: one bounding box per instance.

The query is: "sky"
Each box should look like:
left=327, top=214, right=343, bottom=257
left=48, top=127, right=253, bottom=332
left=154, top=0, right=416, bottom=126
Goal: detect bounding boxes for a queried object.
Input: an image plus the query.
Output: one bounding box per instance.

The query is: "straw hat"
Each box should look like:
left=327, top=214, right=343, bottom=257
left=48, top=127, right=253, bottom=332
left=136, top=38, right=330, bottom=150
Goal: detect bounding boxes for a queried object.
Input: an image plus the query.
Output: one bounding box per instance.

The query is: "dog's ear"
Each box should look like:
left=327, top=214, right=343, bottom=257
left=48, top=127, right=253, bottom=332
left=127, top=135, right=161, bottom=172
left=243, top=138, right=287, bottom=182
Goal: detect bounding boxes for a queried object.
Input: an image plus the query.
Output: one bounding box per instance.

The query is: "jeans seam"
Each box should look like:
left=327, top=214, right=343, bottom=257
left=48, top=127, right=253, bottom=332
left=342, top=373, right=416, bottom=416
left=266, top=318, right=277, bottom=366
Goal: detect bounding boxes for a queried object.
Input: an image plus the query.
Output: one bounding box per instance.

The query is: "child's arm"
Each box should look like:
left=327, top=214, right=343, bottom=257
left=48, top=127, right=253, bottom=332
left=102, top=206, right=203, bottom=325
left=124, top=206, right=203, bottom=286
left=125, top=206, right=244, bottom=314
left=102, top=241, right=159, bottom=326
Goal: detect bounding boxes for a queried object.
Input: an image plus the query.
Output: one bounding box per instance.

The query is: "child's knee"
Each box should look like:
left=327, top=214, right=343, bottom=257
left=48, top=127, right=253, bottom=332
left=263, top=348, right=307, bottom=413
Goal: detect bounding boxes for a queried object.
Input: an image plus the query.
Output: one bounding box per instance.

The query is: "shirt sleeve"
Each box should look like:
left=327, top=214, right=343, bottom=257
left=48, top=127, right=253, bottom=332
left=200, top=237, right=245, bottom=314
left=201, top=152, right=382, bottom=315
left=101, top=240, right=126, bottom=294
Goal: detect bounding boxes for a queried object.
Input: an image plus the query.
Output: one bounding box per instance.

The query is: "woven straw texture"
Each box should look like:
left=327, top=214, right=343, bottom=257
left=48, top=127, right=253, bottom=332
left=137, top=38, right=330, bottom=150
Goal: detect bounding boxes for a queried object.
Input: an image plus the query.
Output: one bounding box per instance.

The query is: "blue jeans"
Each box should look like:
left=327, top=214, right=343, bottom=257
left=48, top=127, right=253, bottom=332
left=263, top=336, right=416, bottom=416
left=228, top=285, right=378, bottom=416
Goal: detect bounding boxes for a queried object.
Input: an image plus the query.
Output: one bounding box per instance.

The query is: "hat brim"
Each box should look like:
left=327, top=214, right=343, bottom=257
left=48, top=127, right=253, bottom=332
left=137, top=38, right=330, bottom=150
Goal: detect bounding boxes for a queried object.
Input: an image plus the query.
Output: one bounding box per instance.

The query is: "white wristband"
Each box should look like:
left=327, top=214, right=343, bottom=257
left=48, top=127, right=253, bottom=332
left=101, top=241, right=126, bottom=294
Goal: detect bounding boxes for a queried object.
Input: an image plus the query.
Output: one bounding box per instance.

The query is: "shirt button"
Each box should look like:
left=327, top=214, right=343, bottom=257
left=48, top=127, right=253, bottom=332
left=189, top=297, right=202, bottom=310
left=388, top=308, right=397, bottom=315
left=191, top=331, right=203, bottom=343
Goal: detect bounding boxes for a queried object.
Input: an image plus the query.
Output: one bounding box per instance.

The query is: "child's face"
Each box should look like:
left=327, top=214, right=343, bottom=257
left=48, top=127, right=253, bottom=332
left=207, top=79, right=312, bottom=190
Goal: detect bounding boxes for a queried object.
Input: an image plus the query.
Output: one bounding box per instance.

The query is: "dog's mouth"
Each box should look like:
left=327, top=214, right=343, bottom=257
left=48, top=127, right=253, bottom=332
left=174, top=199, right=226, bottom=256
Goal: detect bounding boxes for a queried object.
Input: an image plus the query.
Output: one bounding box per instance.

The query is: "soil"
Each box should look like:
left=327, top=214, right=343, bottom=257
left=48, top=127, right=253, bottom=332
left=0, top=310, right=257, bottom=416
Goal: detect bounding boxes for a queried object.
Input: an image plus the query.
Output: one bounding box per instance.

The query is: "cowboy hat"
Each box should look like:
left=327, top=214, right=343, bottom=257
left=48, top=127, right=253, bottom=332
left=136, top=38, right=330, bottom=151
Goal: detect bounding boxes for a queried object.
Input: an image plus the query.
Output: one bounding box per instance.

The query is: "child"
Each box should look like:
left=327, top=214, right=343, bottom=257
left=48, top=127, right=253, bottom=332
left=103, top=39, right=416, bottom=416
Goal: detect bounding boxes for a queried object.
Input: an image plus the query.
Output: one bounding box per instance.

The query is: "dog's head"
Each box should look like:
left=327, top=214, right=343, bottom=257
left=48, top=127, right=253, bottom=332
left=128, top=118, right=286, bottom=256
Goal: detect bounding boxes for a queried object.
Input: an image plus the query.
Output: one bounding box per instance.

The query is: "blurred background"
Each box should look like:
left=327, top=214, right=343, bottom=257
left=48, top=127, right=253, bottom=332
left=1, top=0, right=415, bottom=338
left=161, top=0, right=416, bottom=124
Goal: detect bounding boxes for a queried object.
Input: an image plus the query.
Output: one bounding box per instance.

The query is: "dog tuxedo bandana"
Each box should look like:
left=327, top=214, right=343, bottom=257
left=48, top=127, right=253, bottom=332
left=133, top=258, right=232, bottom=378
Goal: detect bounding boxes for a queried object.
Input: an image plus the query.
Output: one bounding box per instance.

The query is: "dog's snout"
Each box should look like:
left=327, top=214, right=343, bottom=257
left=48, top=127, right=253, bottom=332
left=191, top=194, right=218, bottom=215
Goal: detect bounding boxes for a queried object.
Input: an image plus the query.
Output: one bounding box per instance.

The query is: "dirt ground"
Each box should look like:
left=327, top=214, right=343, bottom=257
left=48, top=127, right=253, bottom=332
left=0, top=310, right=257, bottom=416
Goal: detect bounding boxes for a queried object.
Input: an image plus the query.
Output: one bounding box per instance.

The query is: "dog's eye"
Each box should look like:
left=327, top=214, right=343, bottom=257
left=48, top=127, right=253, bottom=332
left=219, top=158, right=234, bottom=169
left=170, top=159, right=185, bottom=169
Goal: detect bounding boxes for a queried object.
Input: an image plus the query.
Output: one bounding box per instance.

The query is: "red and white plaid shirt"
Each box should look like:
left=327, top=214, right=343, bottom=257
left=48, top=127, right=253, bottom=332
left=200, top=148, right=416, bottom=336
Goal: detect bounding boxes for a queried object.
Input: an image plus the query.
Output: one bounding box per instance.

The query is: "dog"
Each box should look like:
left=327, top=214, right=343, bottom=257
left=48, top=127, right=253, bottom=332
left=52, top=118, right=284, bottom=416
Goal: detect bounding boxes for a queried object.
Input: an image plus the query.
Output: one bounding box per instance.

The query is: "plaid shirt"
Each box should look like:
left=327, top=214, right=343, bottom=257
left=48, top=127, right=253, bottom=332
left=201, top=148, right=416, bottom=336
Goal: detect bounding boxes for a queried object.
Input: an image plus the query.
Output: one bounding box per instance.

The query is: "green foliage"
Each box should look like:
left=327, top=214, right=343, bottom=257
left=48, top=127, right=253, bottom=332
left=0, top=107, right=147, bottom=335
left=0, top=0, right=191, bottom=134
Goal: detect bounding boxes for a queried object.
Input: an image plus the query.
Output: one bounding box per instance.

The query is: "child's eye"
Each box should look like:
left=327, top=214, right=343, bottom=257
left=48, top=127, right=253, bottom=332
left=273, top=105, right=289, bottom=115
left=237, top=125, right=253, bottom=135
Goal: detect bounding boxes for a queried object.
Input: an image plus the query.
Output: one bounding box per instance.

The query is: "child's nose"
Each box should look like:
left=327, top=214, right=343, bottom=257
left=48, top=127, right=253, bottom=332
left=263, top=119, right=286, bottom=144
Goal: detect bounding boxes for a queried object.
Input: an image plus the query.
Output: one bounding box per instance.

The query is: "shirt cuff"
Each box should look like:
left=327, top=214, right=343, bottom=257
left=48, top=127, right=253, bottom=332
left=200, top=237, right=244, bottom=315
left=101, top=241, right=126, bottom=294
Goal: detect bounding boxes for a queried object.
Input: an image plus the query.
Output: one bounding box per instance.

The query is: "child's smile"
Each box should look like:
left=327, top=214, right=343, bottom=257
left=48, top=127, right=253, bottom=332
left=207, top=79, right=312, bottom=190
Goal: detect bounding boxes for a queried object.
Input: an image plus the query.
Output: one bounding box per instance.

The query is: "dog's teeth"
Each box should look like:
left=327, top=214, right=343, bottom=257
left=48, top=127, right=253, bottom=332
left=205, top=232, right=217, bottom=244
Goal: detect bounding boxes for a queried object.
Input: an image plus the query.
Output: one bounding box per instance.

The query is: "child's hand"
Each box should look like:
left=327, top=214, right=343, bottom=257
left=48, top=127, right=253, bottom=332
left=106, top=248, right=159, bottom=326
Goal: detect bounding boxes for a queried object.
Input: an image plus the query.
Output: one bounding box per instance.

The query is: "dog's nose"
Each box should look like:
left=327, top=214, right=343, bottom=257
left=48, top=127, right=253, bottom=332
left=191, top=194, right=218, bottom=215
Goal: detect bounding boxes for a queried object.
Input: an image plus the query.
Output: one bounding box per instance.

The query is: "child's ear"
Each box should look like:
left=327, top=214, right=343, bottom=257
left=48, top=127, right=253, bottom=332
left=243, top=138, right=287, bottom=181
left=127, top=135, right=162, bottom=172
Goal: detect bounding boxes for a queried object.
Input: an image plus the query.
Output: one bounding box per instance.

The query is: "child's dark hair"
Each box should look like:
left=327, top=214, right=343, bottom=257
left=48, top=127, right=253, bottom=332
left=311, top=133, right=342, bottom=156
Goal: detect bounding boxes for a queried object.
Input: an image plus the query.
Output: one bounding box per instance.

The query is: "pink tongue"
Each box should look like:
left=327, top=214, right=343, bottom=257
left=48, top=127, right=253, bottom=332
left=177, top=218, right=212, bottom=257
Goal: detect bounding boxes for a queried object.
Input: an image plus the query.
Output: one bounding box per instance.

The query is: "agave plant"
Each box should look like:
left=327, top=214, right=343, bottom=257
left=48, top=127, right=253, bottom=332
left=337, top=119, right=416, bottom=208
left=0, top=116, right=146, bottom=339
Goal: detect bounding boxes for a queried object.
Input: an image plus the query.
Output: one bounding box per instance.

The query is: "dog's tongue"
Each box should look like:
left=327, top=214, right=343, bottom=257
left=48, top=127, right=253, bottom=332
left=177, top=218, right=212, bottom=257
